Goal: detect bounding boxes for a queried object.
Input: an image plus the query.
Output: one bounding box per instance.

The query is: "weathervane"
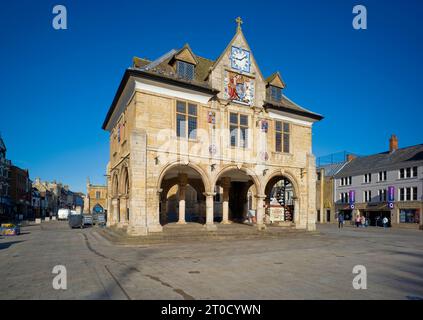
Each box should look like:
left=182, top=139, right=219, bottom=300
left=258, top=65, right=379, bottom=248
left=236, top=16, right=243, bottom=31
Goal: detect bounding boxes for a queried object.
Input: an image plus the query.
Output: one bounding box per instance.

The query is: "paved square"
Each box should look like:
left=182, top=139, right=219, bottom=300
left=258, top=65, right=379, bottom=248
left=0, top=222, right=422, bottom=299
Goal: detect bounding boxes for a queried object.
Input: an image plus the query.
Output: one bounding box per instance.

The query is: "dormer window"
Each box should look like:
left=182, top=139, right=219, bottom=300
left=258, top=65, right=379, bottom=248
left=270, top=85, right=282, bottom=102
left=176, top=61, right=194, bottom=81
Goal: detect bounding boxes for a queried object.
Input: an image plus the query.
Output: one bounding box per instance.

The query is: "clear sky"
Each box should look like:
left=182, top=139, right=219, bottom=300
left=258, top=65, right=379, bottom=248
left=1, top=0, right=422, bottom=193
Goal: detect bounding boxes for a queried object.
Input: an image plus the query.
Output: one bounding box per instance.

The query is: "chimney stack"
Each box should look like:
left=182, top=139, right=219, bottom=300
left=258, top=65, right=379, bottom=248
left=389, top=134, right=398, bottom=153
left=346, top=154, right=356, bottom=162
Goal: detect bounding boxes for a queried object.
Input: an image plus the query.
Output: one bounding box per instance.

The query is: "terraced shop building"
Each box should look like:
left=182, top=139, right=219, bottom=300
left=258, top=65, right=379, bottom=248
left=101, top=18, right=323, bottom=236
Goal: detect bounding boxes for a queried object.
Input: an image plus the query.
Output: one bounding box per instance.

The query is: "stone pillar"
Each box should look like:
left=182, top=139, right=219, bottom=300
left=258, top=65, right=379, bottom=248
left=147, top=189, right=163, bottom=233
left=177, top=174, right=188, bottom=225
left=119, top=196, right=128, bottom=226
left=127, top=129, right=148, bottom=236
left=112, top=198, right=119, bottom=226
left=221, top=177, right=231, bottom=224
left=255, top=194, right=267, bottom=230
left=204, top=192, right=217, bottom=231
left=320, top=168, right=325, bottom=223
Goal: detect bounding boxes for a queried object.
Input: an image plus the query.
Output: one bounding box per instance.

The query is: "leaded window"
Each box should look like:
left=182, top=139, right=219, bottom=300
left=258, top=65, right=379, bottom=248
left=270, top=86, right=282, bottom=102
left=230, top=113, right=248, bottom=148
left=176, top=101, right=197, bottom=139
left=176, top=61, right=195, bottom=81
left=275, top=121, right=290, bottom=153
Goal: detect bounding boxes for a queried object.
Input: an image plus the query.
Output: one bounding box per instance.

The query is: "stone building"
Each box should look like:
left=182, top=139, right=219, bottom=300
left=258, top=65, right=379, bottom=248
left=335, top=135, right=423, bottom=229
left=315, top=153, right=354, bottom=224
left=9, top=165, right=31, bottom=219
left=0, top=136, right=12, bottom=218
left=33, top=178, right=83, bottom=217
left=84, top=178, right=108, bottom=214
left=102, top=18, right=323, bottom=235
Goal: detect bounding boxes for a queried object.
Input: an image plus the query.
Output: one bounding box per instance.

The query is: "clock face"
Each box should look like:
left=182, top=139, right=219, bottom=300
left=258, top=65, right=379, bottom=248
left=230, top=46, right=251, bottom=73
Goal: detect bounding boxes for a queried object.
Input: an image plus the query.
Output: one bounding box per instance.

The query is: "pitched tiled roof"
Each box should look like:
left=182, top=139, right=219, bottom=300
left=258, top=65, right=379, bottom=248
left=132, top=47, right=214, bottom=88
left=335, top=144, right=423, bottom=178
left=318, top=162, right=348, bottom=177
left=264, top=95, right=324, bottom=121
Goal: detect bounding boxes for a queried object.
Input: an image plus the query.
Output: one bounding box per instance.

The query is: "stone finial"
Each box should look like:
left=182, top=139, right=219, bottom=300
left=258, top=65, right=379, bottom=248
left=235, top=16, right=243, bottom=32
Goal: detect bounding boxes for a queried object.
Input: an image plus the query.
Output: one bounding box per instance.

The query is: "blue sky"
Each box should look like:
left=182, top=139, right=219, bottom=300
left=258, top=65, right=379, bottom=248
left=0, top=0, right=422, bottom=192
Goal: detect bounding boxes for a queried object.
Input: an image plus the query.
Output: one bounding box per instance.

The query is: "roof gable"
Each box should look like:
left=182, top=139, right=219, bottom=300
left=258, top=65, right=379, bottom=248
left=210, top=22, right=264, bottom=81
left=266, top=72, right=286, bottom=89
left=173, top=44, right=198, bottom=65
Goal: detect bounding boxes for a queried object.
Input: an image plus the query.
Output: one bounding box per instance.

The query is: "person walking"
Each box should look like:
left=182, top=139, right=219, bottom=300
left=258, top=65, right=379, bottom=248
left=338, top=212, right=344, bottom=229
left=355, top=215, right=361, bottom=228
left=361, top=215, right=366, bottom=228
left=382, top=216, right=389, bottom=229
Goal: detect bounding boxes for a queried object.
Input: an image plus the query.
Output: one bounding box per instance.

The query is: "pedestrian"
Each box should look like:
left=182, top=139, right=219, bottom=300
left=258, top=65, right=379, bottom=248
left=355, top=215, right=361, bottom=228
left=338, top=212, right=344, bottom=229
left=361, top=215, right=366, bottom=228
left=382, top=216, right=389, bottom=229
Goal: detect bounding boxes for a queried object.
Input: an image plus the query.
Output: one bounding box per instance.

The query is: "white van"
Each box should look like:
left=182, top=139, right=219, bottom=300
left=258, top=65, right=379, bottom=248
left=58, top=209, right=71, bottom=220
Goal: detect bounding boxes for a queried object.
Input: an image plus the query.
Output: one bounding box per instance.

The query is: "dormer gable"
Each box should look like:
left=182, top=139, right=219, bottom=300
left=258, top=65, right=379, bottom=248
left=265, top=72, right=286, bottom=102
left=169, top=44, right=198, bottom=81
left=172, top=44, right=198, bottom=65
left=266, top=72, right=286, bottom=89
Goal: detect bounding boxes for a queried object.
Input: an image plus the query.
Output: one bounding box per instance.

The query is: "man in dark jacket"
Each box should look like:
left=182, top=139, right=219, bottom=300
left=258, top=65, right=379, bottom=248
left=338, top=212, right=344, bottom=229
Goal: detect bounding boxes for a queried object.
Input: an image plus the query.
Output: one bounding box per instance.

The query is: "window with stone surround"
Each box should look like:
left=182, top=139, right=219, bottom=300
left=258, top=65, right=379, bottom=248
left=230, top=112, right=248, bottom=148
left=275, top=121, right=290, bottom=153
left=176, top=101, right=197, bottom=139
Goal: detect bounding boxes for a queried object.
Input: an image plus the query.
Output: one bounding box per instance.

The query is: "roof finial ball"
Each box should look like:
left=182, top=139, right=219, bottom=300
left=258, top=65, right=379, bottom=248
left=236, top=16, right=243, bottom=32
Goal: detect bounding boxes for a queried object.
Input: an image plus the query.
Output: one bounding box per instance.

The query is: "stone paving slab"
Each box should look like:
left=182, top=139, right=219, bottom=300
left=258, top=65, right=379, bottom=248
left=0, top=221, right=422, bottom=299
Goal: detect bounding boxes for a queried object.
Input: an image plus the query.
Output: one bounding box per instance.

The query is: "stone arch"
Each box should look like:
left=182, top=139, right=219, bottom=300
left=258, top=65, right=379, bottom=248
left=263, top=169, right=301, bottom=224
left=112, top=171, right=119, bottom=197
left=157, top=161, right=211, bottom=193
left=120, top=165, right=130, bottom=196
left=212, top=164, right=261, bottom=194
left=264, top=169, right=300, bottom=197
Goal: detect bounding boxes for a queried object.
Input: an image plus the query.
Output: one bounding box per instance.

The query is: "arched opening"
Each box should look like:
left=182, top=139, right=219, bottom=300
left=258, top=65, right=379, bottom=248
left=112, top=172, right=120, bottom=223
left=264, top=175, right=297, bottom=225
left=214, top=167, right=260, bottom=224
left=120, top=166, right=130, bottom=222
left=159, top=165, right=207, bottom=226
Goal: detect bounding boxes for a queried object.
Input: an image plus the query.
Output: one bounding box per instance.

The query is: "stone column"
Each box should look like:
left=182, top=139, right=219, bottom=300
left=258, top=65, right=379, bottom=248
left=320, top=168, right=325, bottom=223
left=112, top=198, right=119, bottom=226
left=204, top=192, right=217, bottom=231
left=147, top=189, right=163, bottom=233
left=119, top=196, right=128, bottom=226
left=221, top=177, right=231, bottom=224
left=126, top=129, right=148, bottom=236
left=177, top=174, right=188, bottom=225
left=255, top=194, right=267, bottom=230
left=294, top=197, right=300, bottom=226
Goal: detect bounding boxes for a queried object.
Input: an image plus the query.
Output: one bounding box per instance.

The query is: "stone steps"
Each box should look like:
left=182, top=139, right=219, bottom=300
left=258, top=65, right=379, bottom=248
left=98, top=223, right=307, bottom=245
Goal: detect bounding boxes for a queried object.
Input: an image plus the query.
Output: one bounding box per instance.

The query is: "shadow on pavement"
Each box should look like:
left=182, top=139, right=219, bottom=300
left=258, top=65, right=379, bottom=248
left=0, top=240, right=25, bottom=250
